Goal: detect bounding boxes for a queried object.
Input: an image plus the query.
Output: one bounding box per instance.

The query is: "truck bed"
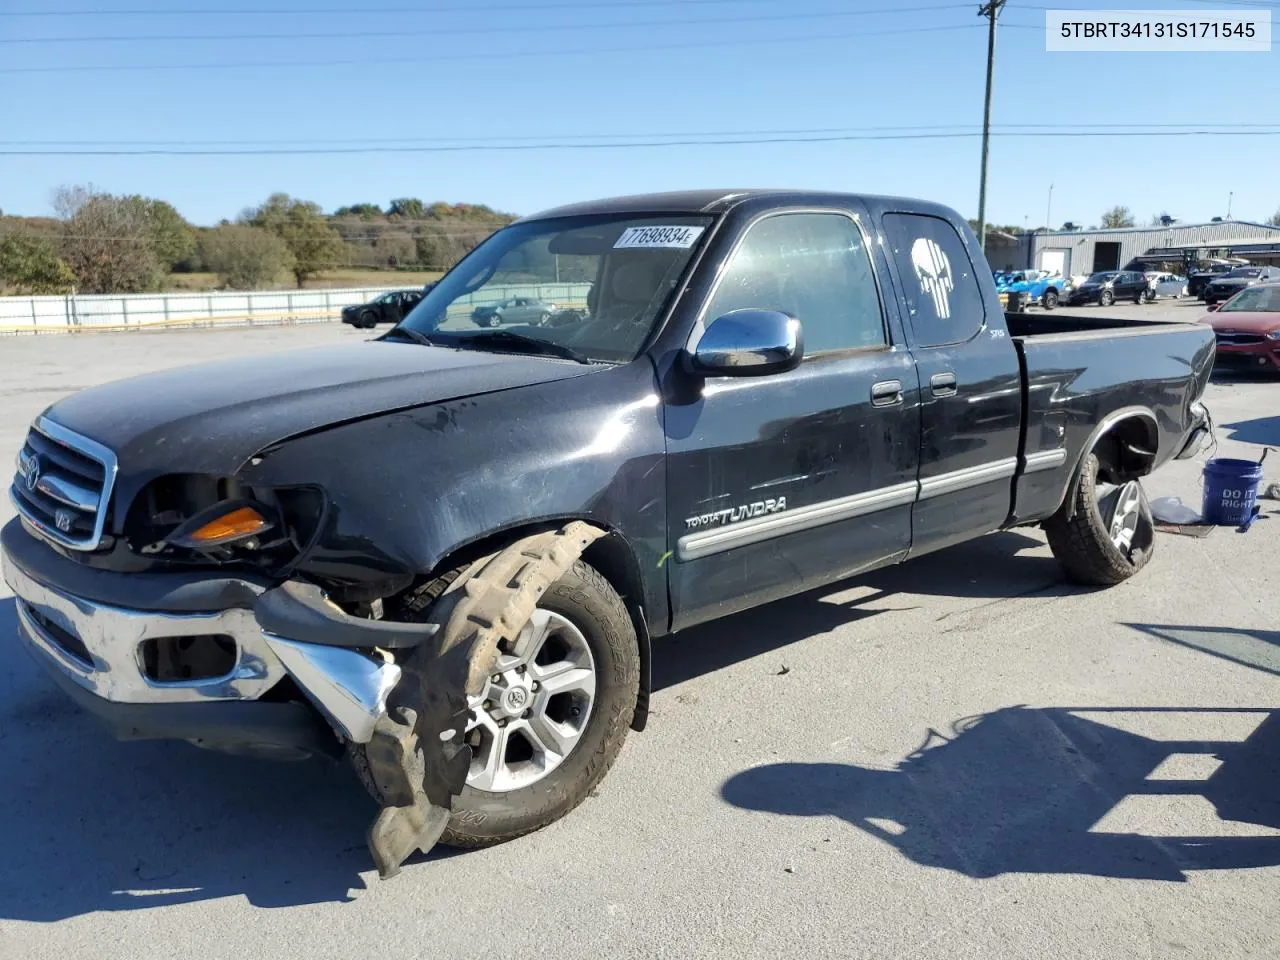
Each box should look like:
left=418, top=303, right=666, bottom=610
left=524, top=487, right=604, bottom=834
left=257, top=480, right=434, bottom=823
left=1005, top=311, right=1216, bottom=525
left=1005, top=311, right=1192, bottom=339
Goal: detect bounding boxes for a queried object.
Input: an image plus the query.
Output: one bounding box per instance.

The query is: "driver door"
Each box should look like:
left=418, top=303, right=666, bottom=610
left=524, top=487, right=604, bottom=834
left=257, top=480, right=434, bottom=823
left=664, top=208, right=921, bottom=631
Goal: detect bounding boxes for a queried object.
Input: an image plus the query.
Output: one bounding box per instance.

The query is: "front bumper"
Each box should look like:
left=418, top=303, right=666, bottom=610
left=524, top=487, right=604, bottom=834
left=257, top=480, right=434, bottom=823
left=1214, top=342, right=1280, bottom=368
left=1, top=518, right=423, bottom=754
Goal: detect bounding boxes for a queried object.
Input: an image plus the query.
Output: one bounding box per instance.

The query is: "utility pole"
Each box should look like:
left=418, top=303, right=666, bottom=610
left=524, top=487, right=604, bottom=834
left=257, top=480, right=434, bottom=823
left=1227, top=191, right=1234, bottom=219
left=1045, top=183, right=1054, bottom=232
left=976, top=0, right=1006, bottom=251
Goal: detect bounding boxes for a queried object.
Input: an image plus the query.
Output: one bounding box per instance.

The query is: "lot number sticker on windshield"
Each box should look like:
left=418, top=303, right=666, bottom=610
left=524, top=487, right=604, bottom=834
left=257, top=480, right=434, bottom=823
left=614, top=225, right=705, bottom=249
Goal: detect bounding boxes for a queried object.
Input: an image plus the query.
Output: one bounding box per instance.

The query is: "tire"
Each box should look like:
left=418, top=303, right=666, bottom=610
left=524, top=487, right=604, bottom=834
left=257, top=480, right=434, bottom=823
left=483, top=314, right=501, bottom=328
left=538, top=312, right=551, bottom=325
left=353, top=556, right=639, bottom=849
left=1135, top=288, right=1148, bottom=305
left=360, top=311, right=378, bottom=329
left=1042, top=288, right=1059, bottom=310
left=1099, top=289, right=1115, bottom=307
left=1044, top=452, right=1155, bottom=586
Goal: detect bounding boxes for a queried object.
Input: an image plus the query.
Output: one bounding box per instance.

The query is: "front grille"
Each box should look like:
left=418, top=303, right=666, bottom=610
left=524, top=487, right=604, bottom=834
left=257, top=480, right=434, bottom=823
left=9, top=417, right=117, bottom=551
left=1216, top=332, right=1266, bottom=346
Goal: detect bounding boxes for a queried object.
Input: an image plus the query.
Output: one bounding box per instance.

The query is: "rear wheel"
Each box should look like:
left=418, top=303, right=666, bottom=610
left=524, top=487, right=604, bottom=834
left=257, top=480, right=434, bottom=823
left=353, top=557, right=639, bottom=848
left=1135, top=288, right=1148, bottom=305
left=1044, top=452, right=1155, bottom=586
left=1042, top=288, right=1059, bottom=310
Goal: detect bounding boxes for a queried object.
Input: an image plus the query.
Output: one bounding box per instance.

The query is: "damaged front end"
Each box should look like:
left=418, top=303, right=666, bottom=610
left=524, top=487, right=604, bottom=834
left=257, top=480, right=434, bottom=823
left=0, top=513, right=605, bottom=879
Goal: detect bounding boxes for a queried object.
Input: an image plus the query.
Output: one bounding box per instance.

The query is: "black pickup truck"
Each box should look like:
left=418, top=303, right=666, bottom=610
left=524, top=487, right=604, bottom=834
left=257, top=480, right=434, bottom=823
left=2, top=189, right=1214, bottom=877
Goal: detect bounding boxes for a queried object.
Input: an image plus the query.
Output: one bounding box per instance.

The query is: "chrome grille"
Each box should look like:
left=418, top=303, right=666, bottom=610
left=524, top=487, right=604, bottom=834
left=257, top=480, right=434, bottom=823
left=1215, top=332, right=1266, bottom=346
left=9, top=417, right=117, bottom=550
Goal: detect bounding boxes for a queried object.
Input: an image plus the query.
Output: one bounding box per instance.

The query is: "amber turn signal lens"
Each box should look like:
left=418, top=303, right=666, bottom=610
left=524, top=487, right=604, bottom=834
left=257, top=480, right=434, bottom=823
left=188, top=506, right=269, bottom=544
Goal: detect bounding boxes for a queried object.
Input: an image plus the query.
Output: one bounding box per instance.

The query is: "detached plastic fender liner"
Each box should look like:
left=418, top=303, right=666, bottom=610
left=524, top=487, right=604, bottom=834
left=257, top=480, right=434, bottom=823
left=363, top=520, right=607, bottom=879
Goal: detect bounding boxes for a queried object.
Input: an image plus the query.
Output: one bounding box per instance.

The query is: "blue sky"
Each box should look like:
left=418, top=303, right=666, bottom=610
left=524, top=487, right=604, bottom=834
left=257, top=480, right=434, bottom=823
left=1, top=0, right=1277, bottom=227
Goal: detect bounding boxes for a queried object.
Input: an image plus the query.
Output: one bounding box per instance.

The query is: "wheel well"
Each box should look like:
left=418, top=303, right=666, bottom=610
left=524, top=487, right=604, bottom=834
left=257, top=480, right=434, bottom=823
left=426, top=520, right=653, bottom=733
left=1093, top=416, right=1158, bottom=484
left=1059, top=413, right=1159, bottom=519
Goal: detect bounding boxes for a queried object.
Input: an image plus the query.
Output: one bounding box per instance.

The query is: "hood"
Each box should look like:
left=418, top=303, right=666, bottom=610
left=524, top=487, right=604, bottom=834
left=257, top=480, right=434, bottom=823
left=1209, top=277, right=1254, bottom=288
left=41, top=340, right=601, bottom=480
left=1203, top=311, right=1280, bottom=334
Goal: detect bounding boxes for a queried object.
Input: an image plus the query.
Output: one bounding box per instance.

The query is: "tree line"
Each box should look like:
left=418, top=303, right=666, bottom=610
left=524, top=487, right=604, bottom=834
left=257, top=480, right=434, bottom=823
left=0, top=186, right=515, bottom=295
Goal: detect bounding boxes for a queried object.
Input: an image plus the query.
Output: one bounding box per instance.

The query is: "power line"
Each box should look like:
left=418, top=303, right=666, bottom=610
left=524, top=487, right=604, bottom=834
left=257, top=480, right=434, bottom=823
left=6, top=128, right=1280, bottom=157
left=0, top=4, right=973, bottom=43
left=0, top=0, right=871, bottom=15
left=9, top=121, right=1280, bottom=147
left=0, top=22, right=1033, bottom=72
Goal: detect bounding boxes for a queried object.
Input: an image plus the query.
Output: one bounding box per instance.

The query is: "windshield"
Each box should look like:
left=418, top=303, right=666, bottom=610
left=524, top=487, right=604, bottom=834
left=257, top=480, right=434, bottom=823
left=1087, top=272, right=1118, bottom=283
left=1227, top=268, right=1262, bottom=278
left=1220, top=285, right=1280, bottom=312
left=399, top=214, right=713, bottom=363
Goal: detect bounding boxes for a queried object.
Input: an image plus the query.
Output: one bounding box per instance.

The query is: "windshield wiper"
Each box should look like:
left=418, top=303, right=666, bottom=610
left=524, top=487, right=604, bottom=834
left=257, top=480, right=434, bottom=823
left=449, top=330, right=595, bottom=364
left=381, top=325, right=436, bottom=347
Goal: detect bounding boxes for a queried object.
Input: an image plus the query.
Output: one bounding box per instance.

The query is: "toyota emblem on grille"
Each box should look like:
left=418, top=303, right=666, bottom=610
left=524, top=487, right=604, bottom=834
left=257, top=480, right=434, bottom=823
left=21, top=452, right=41, bottom=492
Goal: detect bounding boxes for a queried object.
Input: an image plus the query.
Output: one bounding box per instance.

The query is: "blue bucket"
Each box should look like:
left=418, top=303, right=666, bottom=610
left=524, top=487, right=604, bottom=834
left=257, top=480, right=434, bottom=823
left=1201, top=458, right=1264, bottom=525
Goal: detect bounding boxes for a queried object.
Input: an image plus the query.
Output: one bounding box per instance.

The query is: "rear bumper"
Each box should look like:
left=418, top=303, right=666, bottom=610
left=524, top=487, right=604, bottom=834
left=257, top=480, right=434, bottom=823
left=1, top=518, right=424, bottom=753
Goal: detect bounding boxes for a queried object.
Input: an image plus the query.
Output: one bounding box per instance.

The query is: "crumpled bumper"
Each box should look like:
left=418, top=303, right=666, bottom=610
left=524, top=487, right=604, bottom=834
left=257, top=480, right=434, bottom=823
left=1, top=517, right=430, bottom=755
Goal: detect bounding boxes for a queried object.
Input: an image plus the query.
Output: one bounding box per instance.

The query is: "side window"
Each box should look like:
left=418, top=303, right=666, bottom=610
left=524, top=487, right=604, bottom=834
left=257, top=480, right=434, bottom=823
left=882, top=212, right=986, bottom=347
left=702, top=212, right=885, bottom=354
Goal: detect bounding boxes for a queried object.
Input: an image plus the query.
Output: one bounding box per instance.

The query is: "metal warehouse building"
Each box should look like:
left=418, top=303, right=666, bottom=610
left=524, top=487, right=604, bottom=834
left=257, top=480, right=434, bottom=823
left=984, top=219, right=1280, bottom=278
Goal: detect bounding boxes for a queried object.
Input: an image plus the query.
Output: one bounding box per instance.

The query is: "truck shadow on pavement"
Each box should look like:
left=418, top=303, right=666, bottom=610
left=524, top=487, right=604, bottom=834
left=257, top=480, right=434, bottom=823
left=654, top=531, right=1067, bottom=690
left=722, top=704, right=1280, bottom=881
left=1219, top=415, right=1280, bottom=446
left=0, top=598, right=392, bottom=919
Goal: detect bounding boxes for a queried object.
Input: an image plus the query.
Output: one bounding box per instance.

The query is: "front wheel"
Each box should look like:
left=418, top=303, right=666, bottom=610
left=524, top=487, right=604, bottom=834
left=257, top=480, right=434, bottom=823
left=353, top=556, right=639, bottom=848
left=1042, top=288, right=1059, bottom=310
left=1099, top=289, right=1115, bottom=307
left=1044, top=452, right=1154, bottom=586
left=360, top=311, right=378, bottom=328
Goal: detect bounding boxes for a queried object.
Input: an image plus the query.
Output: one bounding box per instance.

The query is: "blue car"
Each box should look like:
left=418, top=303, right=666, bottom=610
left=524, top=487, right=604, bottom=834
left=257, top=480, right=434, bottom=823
left=1002, top=269, right=1072, bottom=310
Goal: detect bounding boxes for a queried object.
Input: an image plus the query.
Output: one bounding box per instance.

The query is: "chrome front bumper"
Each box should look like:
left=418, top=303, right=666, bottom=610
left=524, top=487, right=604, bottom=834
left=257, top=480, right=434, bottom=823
left=2, top=550, right=400, bottom=745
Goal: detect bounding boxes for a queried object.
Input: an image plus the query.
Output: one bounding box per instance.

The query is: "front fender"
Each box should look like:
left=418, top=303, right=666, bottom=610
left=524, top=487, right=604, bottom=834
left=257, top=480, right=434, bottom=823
left=238, top=361, right=670, bottom=628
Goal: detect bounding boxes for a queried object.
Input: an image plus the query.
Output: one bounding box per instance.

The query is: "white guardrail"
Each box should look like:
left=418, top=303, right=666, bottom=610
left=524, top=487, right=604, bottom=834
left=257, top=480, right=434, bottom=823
left=0, top=283, right=594, bottom=335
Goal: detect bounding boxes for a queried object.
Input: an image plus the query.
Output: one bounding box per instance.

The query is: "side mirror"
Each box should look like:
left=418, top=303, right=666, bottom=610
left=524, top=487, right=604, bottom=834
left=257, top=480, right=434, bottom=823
left=686, top=310, right=803, bottom=377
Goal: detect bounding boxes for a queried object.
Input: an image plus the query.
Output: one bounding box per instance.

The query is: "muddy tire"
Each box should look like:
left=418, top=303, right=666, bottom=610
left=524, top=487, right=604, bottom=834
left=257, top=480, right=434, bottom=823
left=352, top=553, right=639, bottom=848
left=1044, top=452, right=1155, bottom=586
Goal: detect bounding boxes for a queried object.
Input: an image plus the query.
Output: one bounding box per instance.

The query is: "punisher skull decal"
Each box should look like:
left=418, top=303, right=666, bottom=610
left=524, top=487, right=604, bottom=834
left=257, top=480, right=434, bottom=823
left=910, top=237, right=954, bottom=319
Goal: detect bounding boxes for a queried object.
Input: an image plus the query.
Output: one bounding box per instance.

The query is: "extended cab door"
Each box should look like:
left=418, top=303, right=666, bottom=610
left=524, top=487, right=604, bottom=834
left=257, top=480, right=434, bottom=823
left=664, top=208, right=922, bottom=631
left=879, top=210, right=1022, bottom=556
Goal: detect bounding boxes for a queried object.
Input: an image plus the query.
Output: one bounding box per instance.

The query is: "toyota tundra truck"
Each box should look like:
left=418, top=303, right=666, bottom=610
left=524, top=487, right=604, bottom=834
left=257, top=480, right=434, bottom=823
left=1, top=189, right=1215, bottom=877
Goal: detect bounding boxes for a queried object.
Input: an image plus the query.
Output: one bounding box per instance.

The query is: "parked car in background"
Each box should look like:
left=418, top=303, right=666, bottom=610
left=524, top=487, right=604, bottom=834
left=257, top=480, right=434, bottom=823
left=1188, top=263, right=1239, bottom=299
left=1203, top=266, right=1280, bottom=306
left=341, top=289, right=425, bottom=329
left=1200, top=281, right=1280, bottom=371
left=1066, top=270, right=1152, bottom=306
left=470, top=296, right=561, bottom=327
left=1145, top=272, right=1188, bottom=300
left=1003, top=269, right=1072, bottom=309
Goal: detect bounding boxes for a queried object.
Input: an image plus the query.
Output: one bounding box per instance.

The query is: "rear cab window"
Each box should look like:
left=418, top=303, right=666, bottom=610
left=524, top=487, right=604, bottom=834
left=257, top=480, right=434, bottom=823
left=881, top=213, right=986, bottom=348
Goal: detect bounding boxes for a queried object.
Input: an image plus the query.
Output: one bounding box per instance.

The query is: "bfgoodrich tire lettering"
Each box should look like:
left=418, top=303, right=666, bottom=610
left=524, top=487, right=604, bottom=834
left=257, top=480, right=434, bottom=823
left=1044, top=451, right=1155, bottom=586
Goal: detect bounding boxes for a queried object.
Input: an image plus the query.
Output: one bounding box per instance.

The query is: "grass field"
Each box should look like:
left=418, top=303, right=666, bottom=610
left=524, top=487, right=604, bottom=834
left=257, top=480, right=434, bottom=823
left=165, top=268, right=445, bottom=292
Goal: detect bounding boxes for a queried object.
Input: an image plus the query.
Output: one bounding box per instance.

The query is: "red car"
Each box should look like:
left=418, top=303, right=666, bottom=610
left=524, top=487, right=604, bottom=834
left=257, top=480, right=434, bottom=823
left=1201, top=281, right=1280, bottom=371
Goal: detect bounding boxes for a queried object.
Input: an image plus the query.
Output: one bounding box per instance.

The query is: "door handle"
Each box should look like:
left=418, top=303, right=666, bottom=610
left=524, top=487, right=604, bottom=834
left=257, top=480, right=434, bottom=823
left=871, top=379, right=903, bottom=407
left=930, top=372, right=958, bottom=397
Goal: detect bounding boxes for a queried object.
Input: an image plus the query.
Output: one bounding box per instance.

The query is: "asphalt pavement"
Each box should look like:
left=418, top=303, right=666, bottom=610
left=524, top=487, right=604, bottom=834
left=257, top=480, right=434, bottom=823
left=1, top=307, right=1279, bottom=960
